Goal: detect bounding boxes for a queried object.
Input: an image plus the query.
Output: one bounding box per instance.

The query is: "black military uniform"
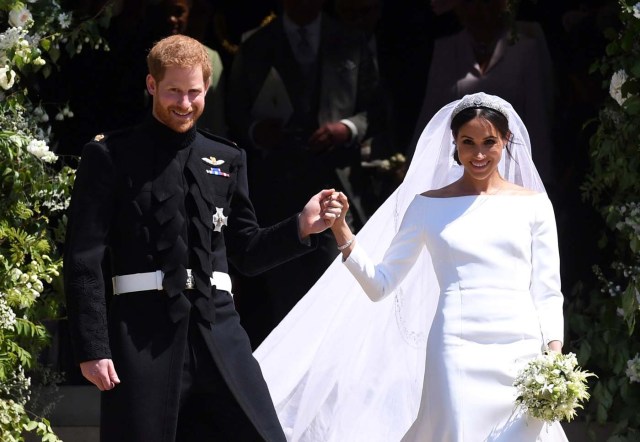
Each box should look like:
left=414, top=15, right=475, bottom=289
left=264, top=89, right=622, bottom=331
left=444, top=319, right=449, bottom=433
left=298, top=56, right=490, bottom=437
left=64, top=115, right=314, bottom=441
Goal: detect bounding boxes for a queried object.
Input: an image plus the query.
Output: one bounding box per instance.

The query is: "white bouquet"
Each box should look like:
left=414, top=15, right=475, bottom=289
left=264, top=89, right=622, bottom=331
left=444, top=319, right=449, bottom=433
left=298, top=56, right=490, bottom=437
left=513, top=352, right=595, bottom=423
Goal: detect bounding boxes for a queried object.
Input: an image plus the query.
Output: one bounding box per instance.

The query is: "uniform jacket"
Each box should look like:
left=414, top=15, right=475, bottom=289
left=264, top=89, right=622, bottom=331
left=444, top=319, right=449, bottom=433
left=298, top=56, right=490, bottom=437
left=64, top=115, right=313, bottom=441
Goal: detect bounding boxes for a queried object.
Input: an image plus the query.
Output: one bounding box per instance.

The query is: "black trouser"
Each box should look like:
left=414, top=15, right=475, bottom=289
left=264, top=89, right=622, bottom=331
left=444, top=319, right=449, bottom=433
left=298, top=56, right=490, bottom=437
left=101, top=288, right=281, bottom=441
left=175, top=312, right=263, bottom=441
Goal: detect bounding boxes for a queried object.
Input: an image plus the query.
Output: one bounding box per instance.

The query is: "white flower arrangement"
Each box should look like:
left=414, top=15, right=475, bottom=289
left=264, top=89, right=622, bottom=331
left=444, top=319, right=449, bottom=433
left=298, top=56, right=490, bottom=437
left=0, top=1, right=110, bottom=439
left=610, top=69, right=630, bottom=106
left=0, top=65, right=16, bottom=90
left=0, top=294, right=17, bottom=331
left=513, top=352, right=594, bottom=423
left=615, top=202, right=640, bottom=235
left=581, top=0, right=640, bottom=436
left=627, top=354, right=640, bottom=383
left=26, top=139, right=58, bottom=163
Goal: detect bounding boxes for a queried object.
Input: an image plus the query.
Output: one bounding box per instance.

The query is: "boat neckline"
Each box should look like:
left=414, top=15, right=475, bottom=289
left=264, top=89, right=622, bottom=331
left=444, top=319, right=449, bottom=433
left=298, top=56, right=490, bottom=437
left=417, top=192, right=544, bottom=199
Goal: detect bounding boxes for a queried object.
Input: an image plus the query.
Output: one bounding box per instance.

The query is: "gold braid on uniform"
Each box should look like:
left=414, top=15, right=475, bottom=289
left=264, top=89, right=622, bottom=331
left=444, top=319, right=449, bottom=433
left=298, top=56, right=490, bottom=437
left=260, top=11, right=277, bottom=27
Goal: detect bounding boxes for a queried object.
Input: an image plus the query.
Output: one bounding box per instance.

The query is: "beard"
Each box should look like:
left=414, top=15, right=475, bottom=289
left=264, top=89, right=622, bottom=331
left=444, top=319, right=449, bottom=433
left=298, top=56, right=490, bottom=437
left=152, top=100, right=203, bottom=133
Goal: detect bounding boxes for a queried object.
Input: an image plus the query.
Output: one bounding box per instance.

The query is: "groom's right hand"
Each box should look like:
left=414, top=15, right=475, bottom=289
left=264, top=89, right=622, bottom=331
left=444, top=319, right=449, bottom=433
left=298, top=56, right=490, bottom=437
left=80, top=358, right=121, bottom=391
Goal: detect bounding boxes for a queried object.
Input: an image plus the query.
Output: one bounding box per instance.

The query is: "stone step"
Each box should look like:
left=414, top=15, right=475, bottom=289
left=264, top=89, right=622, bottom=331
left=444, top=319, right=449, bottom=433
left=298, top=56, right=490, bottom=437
left=40, top=386, right=611, bottom=442
left=45, top=385, right=100, bottom=441
left=51, top=427, right=99, bottom=442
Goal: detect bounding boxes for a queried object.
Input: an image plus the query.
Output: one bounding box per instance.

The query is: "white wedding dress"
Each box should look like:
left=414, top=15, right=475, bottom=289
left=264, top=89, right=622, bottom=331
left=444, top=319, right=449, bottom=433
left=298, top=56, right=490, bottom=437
left=344, top=193, right=567, bottom=441
left=255, top=93, right=569, bottom=442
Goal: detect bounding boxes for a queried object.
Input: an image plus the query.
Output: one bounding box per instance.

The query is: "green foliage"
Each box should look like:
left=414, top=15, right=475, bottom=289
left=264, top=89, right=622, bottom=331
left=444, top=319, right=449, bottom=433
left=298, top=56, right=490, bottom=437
left=576, top=1, right=640, bottom=439
left=0, top=398, right=61, bottom=442
left=0, top=0, right=112, bottom=439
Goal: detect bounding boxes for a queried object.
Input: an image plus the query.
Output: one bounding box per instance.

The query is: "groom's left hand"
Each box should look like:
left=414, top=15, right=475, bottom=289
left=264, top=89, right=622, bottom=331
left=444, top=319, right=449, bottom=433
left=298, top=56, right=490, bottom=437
left=298, top=189, right=343, bottom=238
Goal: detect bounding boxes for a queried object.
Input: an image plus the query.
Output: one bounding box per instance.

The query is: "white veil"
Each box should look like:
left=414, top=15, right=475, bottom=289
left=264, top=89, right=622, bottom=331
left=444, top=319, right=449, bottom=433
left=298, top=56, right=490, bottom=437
left=254, top=93, right=544, bottom=441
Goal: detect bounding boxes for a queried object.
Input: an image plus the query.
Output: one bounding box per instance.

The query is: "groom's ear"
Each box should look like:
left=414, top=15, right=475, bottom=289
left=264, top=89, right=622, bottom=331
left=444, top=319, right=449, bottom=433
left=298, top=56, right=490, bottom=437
left=146, top=74, right=157, bottom=96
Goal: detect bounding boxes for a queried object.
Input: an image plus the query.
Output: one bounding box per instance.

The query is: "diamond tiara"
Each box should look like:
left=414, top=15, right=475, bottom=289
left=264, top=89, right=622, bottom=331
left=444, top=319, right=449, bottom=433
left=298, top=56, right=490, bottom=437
left=451, top=92, right=509, bottom=122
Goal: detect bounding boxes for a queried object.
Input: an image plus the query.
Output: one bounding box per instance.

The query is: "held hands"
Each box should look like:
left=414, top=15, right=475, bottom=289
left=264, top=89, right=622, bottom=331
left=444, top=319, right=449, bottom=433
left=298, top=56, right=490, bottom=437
left=298, top=189, right=345, bottom=238
left=328, top=192, right=355, bottom=256
left=80, top=358, right=120, bottom=391
left=302, top=190, right=355, bottom=256
left=330, top=191, right=350, bottom=228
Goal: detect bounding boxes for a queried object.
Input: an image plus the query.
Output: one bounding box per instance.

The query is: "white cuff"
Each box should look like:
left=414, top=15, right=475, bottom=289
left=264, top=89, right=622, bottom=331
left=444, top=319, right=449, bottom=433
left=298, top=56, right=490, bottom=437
left=340, top=119, right=358, bottom=143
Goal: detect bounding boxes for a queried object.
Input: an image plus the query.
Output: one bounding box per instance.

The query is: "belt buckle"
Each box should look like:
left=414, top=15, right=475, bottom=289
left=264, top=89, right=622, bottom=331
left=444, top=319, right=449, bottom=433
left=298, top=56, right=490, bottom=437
left=185, top=269, right=195, bottom=290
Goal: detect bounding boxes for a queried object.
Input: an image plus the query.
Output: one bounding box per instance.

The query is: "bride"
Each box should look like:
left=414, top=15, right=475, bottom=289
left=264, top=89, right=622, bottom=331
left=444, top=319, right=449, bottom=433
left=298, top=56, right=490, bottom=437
left=254, top=93, right=569, bottom=441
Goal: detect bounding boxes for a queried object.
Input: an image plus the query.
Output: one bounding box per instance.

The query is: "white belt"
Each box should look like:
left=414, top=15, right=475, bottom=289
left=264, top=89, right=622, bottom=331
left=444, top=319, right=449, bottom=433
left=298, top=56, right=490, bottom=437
left=112, top=270, right=232, bottom=295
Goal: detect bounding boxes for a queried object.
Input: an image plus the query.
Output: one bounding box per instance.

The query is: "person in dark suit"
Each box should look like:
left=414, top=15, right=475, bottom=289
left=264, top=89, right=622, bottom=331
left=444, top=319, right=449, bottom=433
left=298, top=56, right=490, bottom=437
left=226, top=0, right=378, bottom=345
left=63, top=34, right=342, bottom=442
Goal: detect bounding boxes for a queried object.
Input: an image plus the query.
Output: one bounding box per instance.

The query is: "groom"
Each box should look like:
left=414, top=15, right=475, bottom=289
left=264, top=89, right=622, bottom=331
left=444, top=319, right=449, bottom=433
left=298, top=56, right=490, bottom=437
left=64, top=34, right=340, bottom=441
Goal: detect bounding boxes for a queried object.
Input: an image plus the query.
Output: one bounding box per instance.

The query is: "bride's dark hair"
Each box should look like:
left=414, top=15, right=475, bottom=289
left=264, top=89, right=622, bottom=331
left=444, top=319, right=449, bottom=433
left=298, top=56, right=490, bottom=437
left=450, top=107, right=514, bottom=165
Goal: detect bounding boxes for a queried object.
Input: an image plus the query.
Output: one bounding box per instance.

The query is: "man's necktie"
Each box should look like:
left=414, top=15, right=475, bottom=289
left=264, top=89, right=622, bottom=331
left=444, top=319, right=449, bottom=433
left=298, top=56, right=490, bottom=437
left=297, top=26, right=315, bottom=65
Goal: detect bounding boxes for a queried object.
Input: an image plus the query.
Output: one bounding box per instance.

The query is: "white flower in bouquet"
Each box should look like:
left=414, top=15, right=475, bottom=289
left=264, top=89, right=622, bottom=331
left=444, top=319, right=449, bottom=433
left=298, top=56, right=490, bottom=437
left=626, top=354, right=640, bottom=383
left=633, top=3, right=640, bottom=19
left=513, top=352, right=594, bottom=424
left=609, top=70, right=630, bottom=106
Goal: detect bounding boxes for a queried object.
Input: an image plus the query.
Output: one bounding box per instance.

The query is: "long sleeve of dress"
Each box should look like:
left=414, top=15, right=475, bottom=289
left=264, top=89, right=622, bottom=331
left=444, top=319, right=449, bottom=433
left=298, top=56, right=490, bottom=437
left=343, top=199, right=426, bottom=301
left=530, top=196, right=564, bottom=345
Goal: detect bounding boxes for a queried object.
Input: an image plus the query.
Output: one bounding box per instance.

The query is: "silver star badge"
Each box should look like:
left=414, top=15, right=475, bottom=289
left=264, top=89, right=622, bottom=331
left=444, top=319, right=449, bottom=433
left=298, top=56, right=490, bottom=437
left=212, top=207, right=228, bottom=232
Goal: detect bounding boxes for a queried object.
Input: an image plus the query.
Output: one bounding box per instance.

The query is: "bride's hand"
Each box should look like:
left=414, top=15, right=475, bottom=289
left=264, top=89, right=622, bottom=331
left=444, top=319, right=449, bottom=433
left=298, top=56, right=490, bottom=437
left=547, top=340, right=562, bottom=353
left=331, top=192, right=350, bottom=227
left=328, top=192, right=355, bottom=256
left=320, top=191, right=347, bottom=226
